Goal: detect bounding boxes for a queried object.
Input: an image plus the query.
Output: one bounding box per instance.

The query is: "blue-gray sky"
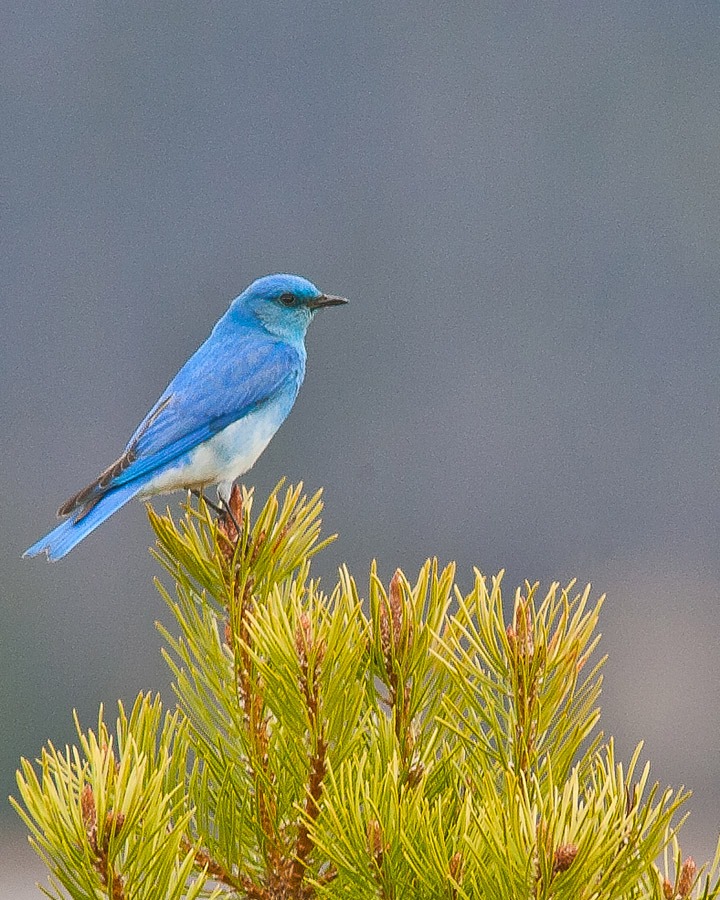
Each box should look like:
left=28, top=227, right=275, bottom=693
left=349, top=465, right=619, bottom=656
left=3, top=2, right=720, bottom=892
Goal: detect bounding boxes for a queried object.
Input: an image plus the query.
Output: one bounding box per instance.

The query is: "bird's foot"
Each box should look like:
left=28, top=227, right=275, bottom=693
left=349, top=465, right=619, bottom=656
left=192, top=488, right=242, bottom=541
left=191, top=488, right=223, bottom=516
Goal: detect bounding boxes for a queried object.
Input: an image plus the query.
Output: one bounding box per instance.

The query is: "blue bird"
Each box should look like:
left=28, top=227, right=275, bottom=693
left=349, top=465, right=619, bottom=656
left=24, top=274, right=347, bottom=561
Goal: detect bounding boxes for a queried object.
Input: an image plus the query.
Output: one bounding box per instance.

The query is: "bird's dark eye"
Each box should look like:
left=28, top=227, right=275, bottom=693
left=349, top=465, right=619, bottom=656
left=278, top=292, right=296, bottom=307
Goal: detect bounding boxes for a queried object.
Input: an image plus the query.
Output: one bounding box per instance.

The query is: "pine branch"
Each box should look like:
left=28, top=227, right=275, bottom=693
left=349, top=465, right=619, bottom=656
left=13, top=480, right=720, bottom=899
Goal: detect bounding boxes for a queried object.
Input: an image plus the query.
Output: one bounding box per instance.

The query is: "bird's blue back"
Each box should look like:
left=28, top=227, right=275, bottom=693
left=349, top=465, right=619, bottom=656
left=120, top=318, right=305, bottom=483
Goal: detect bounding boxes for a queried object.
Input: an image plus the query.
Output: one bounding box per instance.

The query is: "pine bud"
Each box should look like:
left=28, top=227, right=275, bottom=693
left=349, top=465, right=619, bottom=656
left=217, top=484, right=243, bottom=554
left=514, top=599, right=534, bottom=658
left=379, top=570, right=413, bottom=664
left=449, top=851, right=464, bottom=882
left=406, top=758, right=424, bottom=787
left=295, top=613, right=312, bottom=668
left=552, top=843, right=578, bottom=875
left=105, top=810, right=126, bottom=837
left=677, top=857, right=697, bottom=898
left=367, top=819, right=385, bottom=868
left=80, top=784, right=96, bottom=831
left=388, top=570, right=404, bottom=642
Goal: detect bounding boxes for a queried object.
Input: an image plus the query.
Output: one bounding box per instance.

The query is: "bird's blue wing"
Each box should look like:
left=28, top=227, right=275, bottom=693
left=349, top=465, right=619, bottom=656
left=135, top=330, right=300, bottom=453
left=59, top=326, right=303, bottom=516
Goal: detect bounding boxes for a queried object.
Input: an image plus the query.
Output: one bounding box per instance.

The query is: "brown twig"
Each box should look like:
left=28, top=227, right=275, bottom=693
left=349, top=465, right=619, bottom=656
left=378, top=571, right=415, bottom=770
left=288, top=614, right=328, bottom=893
left=80, top=784, right=126, bottom=900
left=508, top=598, right=538, bottom=776
left=217, top=487, right=282, bottom=879
left=180, top=837, right=269, bottom=898
left=215, top=486, right=332, bottom=898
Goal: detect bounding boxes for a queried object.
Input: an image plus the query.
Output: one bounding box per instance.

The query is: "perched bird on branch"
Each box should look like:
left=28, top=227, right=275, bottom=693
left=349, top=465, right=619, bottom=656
left=24, top=273, right=347, bottom=561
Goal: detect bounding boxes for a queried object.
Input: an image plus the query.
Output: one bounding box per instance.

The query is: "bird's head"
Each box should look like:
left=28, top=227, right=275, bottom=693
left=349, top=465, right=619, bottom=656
left=232, top=273, right=347, bottom=342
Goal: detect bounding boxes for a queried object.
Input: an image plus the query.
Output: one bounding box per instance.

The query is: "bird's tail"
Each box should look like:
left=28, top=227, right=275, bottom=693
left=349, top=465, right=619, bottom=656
left=23, top=480, right=148, bottom=561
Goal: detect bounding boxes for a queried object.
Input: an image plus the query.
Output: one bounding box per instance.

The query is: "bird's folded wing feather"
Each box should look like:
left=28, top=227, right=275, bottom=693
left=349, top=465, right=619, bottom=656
left=59, top=330, right=301, bottom=516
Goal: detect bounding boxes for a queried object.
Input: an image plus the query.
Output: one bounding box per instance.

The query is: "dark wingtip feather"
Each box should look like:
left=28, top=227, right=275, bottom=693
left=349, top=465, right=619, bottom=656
left=57, top=448, right=138, bottom=518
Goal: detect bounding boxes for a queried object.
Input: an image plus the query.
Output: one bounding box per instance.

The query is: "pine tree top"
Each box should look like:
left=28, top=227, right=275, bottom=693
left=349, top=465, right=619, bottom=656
left=13, top=482, right=719, bottom=899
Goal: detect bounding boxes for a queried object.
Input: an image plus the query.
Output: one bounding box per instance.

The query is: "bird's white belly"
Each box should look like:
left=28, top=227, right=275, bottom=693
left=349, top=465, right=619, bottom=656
left=140, top=404, right=285, bottom=497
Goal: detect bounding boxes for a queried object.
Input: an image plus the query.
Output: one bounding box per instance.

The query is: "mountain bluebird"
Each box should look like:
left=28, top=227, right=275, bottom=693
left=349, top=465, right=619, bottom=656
left=24, top=273, right=347, bottom=561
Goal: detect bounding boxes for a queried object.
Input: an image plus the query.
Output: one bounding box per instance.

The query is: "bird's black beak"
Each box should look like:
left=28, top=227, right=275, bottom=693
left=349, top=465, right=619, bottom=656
left=307, top=293, right=348, bottom=310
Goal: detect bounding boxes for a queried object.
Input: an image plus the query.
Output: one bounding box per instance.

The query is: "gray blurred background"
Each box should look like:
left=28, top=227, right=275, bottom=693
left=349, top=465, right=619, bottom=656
left=4, top=1, right=720, bottom=893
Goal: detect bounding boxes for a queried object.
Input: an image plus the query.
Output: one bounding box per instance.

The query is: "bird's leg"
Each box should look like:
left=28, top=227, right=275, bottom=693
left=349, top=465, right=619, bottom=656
left=191, top=487, right=242, bottom=537
left=191, top=488, right=224, bottom=517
